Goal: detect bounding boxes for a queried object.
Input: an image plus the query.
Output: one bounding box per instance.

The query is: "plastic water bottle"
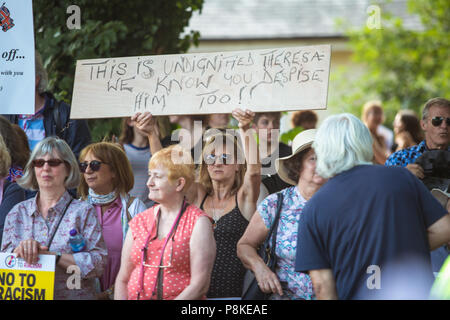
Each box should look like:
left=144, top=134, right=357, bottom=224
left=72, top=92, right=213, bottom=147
left=69, top=229, right=85, bottom=252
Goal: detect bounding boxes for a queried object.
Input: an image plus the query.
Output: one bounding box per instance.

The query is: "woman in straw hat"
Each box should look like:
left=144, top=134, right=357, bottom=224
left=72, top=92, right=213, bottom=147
left=237, top=129, right=326, bottom=300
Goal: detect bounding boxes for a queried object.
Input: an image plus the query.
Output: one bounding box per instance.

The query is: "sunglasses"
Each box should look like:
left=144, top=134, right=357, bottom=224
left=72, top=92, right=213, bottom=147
left=205, top=153, right=233, bottom=165
left=79, top=160, right=107, bottom=173
left=143, top=237, right=174, bottom=269
left=431, top=116, right=450, bottom=127
left=32, top=158, right=65, bottom=168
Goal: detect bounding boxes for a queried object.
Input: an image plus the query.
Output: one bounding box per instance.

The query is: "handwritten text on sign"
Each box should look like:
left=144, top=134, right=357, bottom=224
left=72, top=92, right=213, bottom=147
left=71, top=45, right=330, bottom=119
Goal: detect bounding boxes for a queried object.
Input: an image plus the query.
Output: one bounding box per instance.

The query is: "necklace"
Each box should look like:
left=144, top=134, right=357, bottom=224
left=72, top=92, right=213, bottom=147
left=209, top=194, right=231, bottom=228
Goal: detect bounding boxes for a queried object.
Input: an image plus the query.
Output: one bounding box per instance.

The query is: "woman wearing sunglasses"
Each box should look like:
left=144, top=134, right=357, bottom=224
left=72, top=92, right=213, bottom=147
left=78, top=142, right=147, bottom=299
left=1, top=137, right=107, bottom=299
left=189, top=108, right=261, bottom=299
left=114, top=145, right=216, bottom=300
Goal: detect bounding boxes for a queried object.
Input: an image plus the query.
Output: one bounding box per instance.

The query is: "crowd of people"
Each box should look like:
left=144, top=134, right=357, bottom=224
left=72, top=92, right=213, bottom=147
left=0, top=52, right=449, bottom=300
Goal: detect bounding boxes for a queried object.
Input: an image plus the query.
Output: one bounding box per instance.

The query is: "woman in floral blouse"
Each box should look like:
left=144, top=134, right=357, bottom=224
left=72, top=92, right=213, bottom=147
left=237, top=129, right=326, bottom=300
left=1, top=137, right=107, bottom=300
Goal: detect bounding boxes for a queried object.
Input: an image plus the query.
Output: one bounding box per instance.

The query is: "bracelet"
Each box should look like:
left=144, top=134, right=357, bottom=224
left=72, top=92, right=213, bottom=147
left=55, top=253, right=61, bottom=264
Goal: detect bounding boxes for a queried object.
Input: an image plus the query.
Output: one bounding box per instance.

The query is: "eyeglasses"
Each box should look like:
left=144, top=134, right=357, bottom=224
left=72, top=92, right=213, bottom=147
left=32, top=159, right=65, bottom=168
left=79, top=160, right=106, bottom=173
left=142, top=238, right=173, bottom=269
left=205, top=153, right=233, bottom=165
left=431, top=116, right=450, bottom=127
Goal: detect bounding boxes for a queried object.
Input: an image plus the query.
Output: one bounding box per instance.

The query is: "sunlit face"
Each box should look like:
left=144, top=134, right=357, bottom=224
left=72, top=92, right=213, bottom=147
left=254, top=115, right=280, bottom=143
left=205, top=145, right=239, bottom=182
left=298, top=149, right=327, bottom=186
left=34, top=152, right=68, bottom=190
left=421, top=105, right=450, bottom=149
left=82, top=152, right=115, bottom=195
left=147, top=165, right=179, bottom=203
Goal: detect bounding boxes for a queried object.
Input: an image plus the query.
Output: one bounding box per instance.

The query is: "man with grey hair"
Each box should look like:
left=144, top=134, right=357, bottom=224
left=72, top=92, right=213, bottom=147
left=385, top=97, right=449, bottom=178
left=385, top=97, right=449, bottom=273
left=1, top=51, right=91, bottom=160
left=295, top=113, right=450, bottom=299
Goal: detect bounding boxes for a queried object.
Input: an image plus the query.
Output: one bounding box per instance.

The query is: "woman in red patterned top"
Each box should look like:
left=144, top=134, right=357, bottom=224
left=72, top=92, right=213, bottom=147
left=114, top=145, right=216, bottom=300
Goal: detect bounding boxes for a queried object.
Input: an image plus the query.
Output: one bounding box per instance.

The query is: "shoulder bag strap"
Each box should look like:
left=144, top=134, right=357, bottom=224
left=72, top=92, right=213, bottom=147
left=52, top=100, right=63, bottom=138
left=262, top=192, right=283, bottom=269
left=46, top=198, right=74, bottom=250
left=126, top=196, right=135, bottom=223
left=265, top=192, right=283, bottom=246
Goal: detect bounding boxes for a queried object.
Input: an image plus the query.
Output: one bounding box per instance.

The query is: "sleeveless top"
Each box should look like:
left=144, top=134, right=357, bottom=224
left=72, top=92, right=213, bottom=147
left=127, top=204, right=207, bottom=300
left=200, top=193, right=249, bottom=298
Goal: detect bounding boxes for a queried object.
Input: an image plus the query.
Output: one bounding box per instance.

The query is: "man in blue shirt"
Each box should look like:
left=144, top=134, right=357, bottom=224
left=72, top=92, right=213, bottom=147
left=385, top=98, right=449, bottom=273
left=385, top=97, right=449, bottom=178
left=295, top=113, right=450, bottom=299
left=1, top=51, right=91, bottom=160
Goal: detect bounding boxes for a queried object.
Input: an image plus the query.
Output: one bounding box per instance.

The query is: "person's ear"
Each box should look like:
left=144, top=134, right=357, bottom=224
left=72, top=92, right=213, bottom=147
left=420, top=118, right=427, bottom=131
left=175, top=177, right=186, bottom=192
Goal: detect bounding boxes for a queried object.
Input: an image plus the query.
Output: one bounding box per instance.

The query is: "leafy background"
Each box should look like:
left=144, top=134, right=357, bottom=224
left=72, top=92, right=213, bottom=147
left=34, top=0, right=204, bottom=141
left=34, top=0, right=449, bottom=143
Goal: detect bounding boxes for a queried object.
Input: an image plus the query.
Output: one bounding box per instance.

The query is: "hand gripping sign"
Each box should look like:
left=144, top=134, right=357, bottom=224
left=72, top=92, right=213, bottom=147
left=71, top=45, right=331, bottom=119
left=0, top=253, right=55, bottom=300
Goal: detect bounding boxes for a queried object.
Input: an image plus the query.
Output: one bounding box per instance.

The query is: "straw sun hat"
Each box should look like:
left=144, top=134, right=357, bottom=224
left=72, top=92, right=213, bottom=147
left=431, top=187, right=450, bottom=208
left=275, top=129, right=316, bottom=185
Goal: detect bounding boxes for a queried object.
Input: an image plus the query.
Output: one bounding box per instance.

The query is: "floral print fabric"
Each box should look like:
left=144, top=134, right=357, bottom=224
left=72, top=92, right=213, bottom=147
left=1, top=191, right=107, bottom=300
left=257, top=186, right=315, bottom=300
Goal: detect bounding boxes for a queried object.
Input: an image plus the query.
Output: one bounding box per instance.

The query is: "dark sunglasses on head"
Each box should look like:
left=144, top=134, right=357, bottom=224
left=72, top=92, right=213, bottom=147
left=205, top=153, right=233, bottom=165
left=32, top=158, right=65, bottom=168
left=431, top=116, right=450, bottom=127
left=79, top=160, right=106, bottom=173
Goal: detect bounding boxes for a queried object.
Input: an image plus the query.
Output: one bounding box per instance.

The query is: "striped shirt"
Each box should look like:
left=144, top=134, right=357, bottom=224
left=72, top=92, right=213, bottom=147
left=18, top=101, right=46, bottom=151
left=123, top=143, right=153, bottom=208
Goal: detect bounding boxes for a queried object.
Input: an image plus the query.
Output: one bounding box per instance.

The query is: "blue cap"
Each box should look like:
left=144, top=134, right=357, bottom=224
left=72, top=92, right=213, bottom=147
left=69, top=229, right=78, bottom=236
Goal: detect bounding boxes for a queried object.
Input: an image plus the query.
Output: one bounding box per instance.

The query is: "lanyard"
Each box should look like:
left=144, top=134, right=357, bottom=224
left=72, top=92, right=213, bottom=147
left=137, top=198, right=187, bottom=300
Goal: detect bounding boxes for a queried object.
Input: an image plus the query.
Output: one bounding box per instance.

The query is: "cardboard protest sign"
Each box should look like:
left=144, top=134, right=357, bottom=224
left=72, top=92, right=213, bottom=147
left=0, top=253, right=55, bottom=300
left=0, top=0, right=35, bottom=115
left=71, top=45, right=331, bottom=119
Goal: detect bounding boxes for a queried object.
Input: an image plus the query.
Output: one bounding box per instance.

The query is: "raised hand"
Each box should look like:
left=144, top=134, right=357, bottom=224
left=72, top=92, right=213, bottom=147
left=232, top=108, right=255, bottom=130
left=132, top=111, right=159, bottom=137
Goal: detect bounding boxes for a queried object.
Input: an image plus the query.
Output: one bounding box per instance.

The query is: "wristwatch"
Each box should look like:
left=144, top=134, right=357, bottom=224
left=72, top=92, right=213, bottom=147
left=55, top=253, right=62, bottom=264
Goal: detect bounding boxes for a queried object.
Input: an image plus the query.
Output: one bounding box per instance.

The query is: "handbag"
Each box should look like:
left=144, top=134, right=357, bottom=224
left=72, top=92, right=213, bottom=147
left=242, top=192, right=283, bottom=300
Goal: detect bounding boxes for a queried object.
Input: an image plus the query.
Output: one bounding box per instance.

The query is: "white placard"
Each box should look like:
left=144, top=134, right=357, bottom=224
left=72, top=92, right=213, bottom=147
left=71, top=45, right=331, bottom=119
left=0, top=0, right=35, bottom=115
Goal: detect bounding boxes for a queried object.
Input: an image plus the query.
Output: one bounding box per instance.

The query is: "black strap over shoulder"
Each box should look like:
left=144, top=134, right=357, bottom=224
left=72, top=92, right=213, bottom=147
left=266, top=192, right=283, bottom=247
left=261, top=192, right=283, bottom=270
left=47, top=198, right=73, bottom=250
left=52, top=100, right=63, bottom=138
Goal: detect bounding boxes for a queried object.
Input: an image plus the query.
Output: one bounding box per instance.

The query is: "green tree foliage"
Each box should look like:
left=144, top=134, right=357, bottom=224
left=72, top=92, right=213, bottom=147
left=331, top=0, right=449, bottom=127
left=34, top=0, right=203, bottom=141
